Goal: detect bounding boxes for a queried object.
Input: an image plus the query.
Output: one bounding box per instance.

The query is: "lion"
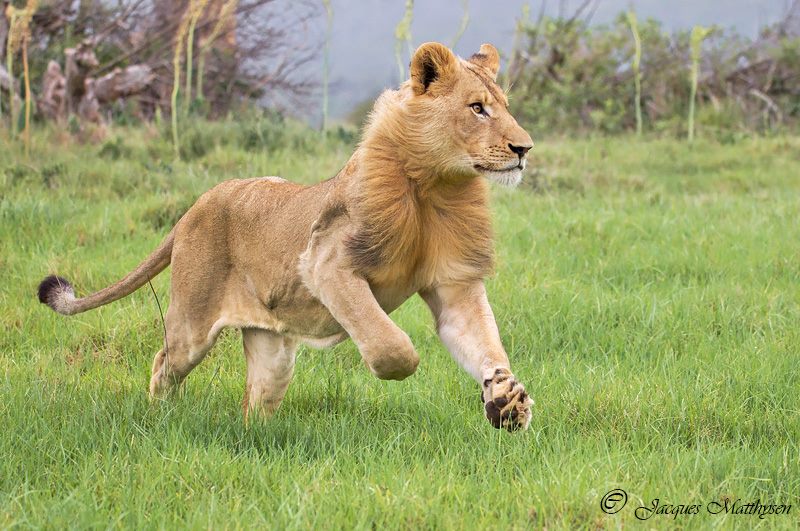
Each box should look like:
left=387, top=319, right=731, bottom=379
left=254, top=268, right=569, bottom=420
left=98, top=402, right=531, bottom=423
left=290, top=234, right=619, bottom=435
left=38, top=42, right=534, bottom=431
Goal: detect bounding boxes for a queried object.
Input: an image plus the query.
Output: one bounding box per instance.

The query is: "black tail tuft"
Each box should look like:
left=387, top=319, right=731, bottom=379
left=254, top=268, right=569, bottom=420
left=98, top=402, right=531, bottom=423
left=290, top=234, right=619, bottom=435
left=38, top=275, right=72, bottom=306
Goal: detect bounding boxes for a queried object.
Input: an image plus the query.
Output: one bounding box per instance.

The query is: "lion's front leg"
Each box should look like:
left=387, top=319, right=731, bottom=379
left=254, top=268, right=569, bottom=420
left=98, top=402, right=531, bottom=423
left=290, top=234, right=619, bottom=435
left=317, top=266, right=420, bottom=380
left=421, top=282, right=532, bottom=431
left=300, top=218, right=419, bottom=380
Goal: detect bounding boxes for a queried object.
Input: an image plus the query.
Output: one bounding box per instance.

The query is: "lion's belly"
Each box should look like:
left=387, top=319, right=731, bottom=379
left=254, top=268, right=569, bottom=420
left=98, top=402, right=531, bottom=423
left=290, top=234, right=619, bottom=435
left=228, top=269, right=343, bottom=337
left=262, top=280, right=414, bottom=336
left=230, top=267, right=417, bottom=342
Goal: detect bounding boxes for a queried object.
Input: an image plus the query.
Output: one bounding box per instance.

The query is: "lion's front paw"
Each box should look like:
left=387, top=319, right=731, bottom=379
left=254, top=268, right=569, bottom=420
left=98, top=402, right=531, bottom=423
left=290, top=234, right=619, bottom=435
left=363, top=333, right=420, bottom=381
left=481, top=368, right=532, bottom=431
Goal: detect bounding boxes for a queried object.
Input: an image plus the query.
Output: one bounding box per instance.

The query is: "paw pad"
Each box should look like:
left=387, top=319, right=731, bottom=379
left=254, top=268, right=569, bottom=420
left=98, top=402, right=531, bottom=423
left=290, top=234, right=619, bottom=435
left=482, top=368, right=532, bottom=431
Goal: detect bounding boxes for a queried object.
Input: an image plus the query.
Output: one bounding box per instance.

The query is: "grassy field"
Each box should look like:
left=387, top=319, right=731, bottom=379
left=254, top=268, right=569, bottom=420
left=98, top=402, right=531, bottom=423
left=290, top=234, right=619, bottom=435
left=1, top=123, right=799, bottom=529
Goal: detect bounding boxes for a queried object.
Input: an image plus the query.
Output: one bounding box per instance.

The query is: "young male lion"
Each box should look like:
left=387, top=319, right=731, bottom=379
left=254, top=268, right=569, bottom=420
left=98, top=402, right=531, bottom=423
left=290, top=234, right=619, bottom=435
left=38, top=42, right=534, bottom=431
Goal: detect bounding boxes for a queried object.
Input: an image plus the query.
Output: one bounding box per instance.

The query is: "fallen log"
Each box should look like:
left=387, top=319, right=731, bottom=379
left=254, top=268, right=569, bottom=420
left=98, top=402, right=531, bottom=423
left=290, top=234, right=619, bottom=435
left=39, top=38, right=154, bottom=125
left=94, top=65, right=155, bottom=105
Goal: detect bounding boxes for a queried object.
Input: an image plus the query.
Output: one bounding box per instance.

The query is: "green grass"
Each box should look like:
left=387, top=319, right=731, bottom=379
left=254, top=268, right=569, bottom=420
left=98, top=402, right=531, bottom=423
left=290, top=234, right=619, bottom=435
left=1, top=123, right=799, bottom=529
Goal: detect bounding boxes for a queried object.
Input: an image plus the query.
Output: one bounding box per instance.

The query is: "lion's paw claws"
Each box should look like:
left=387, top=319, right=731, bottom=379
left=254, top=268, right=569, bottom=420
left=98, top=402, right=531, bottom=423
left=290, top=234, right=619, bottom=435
left=482, top=368, right=532, bottom=431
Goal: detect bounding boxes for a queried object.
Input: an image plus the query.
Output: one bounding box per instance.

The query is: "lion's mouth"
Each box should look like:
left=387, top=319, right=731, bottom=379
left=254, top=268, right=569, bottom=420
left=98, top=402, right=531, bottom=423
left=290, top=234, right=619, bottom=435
left=474, top=162, right=524, bottom=173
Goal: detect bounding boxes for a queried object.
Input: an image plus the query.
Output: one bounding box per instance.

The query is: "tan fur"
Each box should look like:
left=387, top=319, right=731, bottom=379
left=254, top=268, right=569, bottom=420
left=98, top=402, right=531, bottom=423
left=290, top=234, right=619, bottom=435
left=39, top=42, right=534, bottom=430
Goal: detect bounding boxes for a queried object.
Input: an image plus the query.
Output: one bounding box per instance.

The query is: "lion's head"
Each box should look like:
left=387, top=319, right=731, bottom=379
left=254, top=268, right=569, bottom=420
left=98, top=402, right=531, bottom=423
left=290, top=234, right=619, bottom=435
left=365, top=42, right=533, bottom=187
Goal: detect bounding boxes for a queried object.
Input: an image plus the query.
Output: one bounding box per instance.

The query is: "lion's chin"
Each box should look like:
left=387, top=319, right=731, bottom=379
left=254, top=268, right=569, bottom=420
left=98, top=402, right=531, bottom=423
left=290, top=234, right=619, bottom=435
left=482, top=168, right=522, bottom=187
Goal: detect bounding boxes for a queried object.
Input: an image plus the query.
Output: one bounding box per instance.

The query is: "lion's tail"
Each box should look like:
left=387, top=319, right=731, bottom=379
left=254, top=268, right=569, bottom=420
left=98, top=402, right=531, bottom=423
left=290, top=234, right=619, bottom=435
left=38, top=229, right=175, bottom=316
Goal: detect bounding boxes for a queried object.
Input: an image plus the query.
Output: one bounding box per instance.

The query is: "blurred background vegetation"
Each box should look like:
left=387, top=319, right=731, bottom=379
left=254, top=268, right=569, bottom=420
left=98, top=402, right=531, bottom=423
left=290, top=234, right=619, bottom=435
left=0, top=0, right=798, bottom=152
left=506, top=3, right=800, bottom=139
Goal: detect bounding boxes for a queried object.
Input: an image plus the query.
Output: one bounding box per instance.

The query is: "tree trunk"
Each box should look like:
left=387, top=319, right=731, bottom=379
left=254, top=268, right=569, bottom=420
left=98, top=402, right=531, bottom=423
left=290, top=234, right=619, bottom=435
left=0, top=1, right=8, bottom=64
left=64, top=40, right=99, bottom=116
left=39, top=60, right=66, bottom=121
left=0, top=64, right=20, bottom=102
left=78, top=78, right=102, bottom=123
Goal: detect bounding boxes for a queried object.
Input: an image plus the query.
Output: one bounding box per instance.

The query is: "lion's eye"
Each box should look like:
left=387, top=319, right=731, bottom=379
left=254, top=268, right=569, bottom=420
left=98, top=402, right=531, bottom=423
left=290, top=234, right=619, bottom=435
left=470, top=103, right=485, bottom=115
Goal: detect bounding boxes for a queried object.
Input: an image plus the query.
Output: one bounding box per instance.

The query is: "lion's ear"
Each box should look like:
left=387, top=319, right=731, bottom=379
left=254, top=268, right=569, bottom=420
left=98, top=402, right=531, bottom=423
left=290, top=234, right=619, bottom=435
left=410, top=42, right=458, bottom=96
left=468, top=43, right=500, bottom=81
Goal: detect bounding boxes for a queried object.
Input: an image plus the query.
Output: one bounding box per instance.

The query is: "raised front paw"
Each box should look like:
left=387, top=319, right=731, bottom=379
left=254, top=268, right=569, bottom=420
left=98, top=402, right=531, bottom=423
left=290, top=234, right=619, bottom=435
left=362, top=332, right=420, bottom=381
left=481, top=368, right=532, bottom=431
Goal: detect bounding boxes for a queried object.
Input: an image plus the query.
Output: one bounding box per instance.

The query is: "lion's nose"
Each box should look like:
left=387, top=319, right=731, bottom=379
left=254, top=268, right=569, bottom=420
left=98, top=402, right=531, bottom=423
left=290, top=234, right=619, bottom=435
left=508, top=143, right=532, bottom=157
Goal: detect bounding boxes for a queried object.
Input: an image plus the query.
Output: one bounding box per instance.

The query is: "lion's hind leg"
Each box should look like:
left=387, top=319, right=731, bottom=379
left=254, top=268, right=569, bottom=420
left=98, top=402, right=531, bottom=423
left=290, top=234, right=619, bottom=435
left=149, top=308, right=223, bottom=398
left=241, top=329, right=297, bottom=421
